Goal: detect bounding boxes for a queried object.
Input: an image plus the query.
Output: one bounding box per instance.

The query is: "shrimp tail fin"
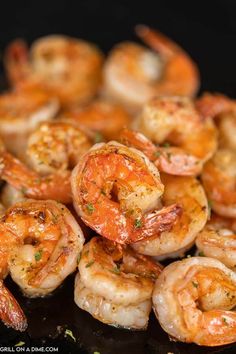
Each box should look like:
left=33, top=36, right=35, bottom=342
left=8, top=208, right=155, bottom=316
left=196, top=92, right=236, bottom=119
left=0, top=281, right=27, bottom=331
left=132, top=203, right=182, bottom=243
left=4, top=39, right=31, bottom=85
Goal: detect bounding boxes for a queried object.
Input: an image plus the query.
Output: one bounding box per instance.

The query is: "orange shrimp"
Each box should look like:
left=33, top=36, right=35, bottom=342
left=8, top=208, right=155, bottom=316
left=71, top=142, right=182, bottom=244
left=120, top=128, right=202, bottom=176
left=103, top=25, right=199, bottom=112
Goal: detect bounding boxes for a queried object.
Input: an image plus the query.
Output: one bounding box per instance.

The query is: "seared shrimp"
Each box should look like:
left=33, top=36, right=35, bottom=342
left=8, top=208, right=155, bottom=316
left=71, top=141, right=182, bottom=244
left=201, top=149, right=236, bottom=218
left=5, top=35, right=104, bottom=107
left=196, top=214, right=236, bottom=270
left=0, top=199, right=84, bottom=297
left=120, top=128, right=202, bottom=176
left=196, top=93, right=236, bottom=150
left=133, top=174, right=208, bottom=259
left=0, top=280, right=27, bottom=331
left=135, top=96, right=218, bottom=168
left=75, top=237, right=162, bottom=329
left=0, top=88, right=59, bottom=158
left=60, top=99, right=132, bottom=141
left=153, top=257, right=236, bottom=346
left=0, top=152, right=72, bottom=203
left=103, top=25, right=199, bottom=112
left=27, top=121, right=91, bottom=174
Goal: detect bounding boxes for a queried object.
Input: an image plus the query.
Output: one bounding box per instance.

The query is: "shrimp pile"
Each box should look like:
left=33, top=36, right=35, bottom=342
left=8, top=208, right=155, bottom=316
left=0, top=25, right=235, bottom=349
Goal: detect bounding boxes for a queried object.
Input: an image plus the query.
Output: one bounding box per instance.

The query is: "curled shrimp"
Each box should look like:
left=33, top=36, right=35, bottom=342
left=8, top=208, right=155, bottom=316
left=201, top=149, right=236, bottom=218
left=196, top=93, right=236, bottom=150
left=0, top=152, right=72, bottom=203
left=0, top=280, right=27, bottom=331
left=120, top=128, right=202, bottom=176
left=71, top=141, right=182, bottom=244
left=75, top=236, right=162, bottom=329
left=0, top=199, right=84, bottom=297
left=26, top=120, right=92, bottom=174
left=4, top=35, right=104, bottom=107
left=0, top=88, right=59, bottom=158
left=196, top=214, right=236, bottom=270
left=103, top=25, right=199, bottom=112
left=59, top=99, right=132, bottom=142
left=134, top=96, right=218, bottom=169
left=153, top=257, right=236, bottom=346
left=132, top=174, right=208, bottom=259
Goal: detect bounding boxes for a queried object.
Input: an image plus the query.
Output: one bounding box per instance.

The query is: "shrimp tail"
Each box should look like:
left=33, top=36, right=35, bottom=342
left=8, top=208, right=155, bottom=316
left=132, top=203, right=182, bottom=243
left=4, top=39, right=31, bottom=85
left=0, top=281, right=27, bottom=331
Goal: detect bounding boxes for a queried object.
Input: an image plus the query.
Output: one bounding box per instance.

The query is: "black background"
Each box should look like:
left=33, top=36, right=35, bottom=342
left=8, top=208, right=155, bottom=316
left=0, top=1, right=236, bottom=353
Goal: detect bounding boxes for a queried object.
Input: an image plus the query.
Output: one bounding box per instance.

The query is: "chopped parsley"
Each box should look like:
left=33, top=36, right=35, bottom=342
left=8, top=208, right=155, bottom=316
left=77, top=253, right=81, bottom=264
left=86, top=203, right=95, bottom=214
left=192, top=281, right=198, bottom=288
left=35, top=249, right=43, bottom=262
left=222, top=317, right=228, bottom=325
left=154, top=151, right=161, bottom=158
left=94, top=132, right=104, bottom=144
left=163, top=142, right=170, bottom=148
left=20, top=186, right=27, bottom=194
left=65, top=329, right=76, bottom=342
left=109, top=265, right=121, bottom=275
left=85, top=260, right=95, bottom=268
left=14, top=341, right=25, bottom=347
left=198, top=251, right=205, bottom=257
left=134, top=218, right=142, bottom=229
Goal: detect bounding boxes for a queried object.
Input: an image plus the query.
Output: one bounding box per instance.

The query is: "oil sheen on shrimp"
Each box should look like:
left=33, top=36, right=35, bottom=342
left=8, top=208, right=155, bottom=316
left=103, top=25, right=199, bottom=112
left=153, top=257, right=236, bottom=346
left=71, top=141, right=182, bottom=244
left=201, top=149, right=236, bottom=218
left=196, top=214, right=236, bottom=270
left=75, top=236, right=162, bottom=329
left=59, top=99, right=132, bottom=142
left=0, top=199, right=84, bottom=297
left=134, top=96, right=218, bottom=170
left=0, top=88, right=59, bottom=158
left=132, top=174, right=208, bottom=259
left=4, top=35, right=104, bottom=107
left=26, top=120, right=91, bottom=174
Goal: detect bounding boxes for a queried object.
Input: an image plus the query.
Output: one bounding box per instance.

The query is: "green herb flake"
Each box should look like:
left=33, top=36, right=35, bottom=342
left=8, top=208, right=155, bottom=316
left=163, top=142, right=170, bottom=148
left=198, top=251, right=205, bottom=257
left=222, top=317, right=228, bottom=325
left=94, top=132, right=104, bottom=144
left=94, top=352, right=101, bottom=354
left=154, top=151, right=161, bottom=158
left=21, top=186, right=27, bottom=194
left=14, top=341, right=25, bottom=347
left=134, top=219, right=142, bottom=229
left=85, top=260, right=95, bottom=268
left=65, top=329, right=76, bottom=342
left=101, top=189, right=106, bottom=196
left=192, top=281, right=198, bottom=288
left=109, top=265, right=121, bottom=275
left=86, top=203, right=95, bottom=214
left=77, top=253, right=81, bottom=264
left=34, top=249, right=43, bottom=262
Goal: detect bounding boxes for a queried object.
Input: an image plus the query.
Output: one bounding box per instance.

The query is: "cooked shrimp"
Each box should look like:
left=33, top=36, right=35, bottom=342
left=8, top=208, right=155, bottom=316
left=0, top=88, right=59, bottom=158
left=133, top=174, right=208, bottom=259
left=26, top=121, right=91, bottom=175
left=71, top=141, right=182, bottom=244
left=75, top=236, right=162, bottom=329
left=103, top=25, right=199, bottom=112
left=0, top=280, right=27, bottom=331
left=1, top=199, right=84, bottom=297
left=59, top=99, right=132, bottom=141
left=5, top=35, right=104, bottom=107
left=196, top=93, right=236, bottom=150
left=135, top=96, right=218, bottom=167
left=153, top=257, right=236, bottom=346
left=201, top=149, right=236, bottom=218
left=120, top=128, right=203, bottom=176
left=196, top=214, right=236, bottom=270
left=0, top=152, right=72, bottom=203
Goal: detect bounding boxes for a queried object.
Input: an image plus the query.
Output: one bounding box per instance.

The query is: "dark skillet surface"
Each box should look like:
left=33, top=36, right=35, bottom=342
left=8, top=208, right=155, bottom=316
left=0, top=1, right=236, bottom=353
